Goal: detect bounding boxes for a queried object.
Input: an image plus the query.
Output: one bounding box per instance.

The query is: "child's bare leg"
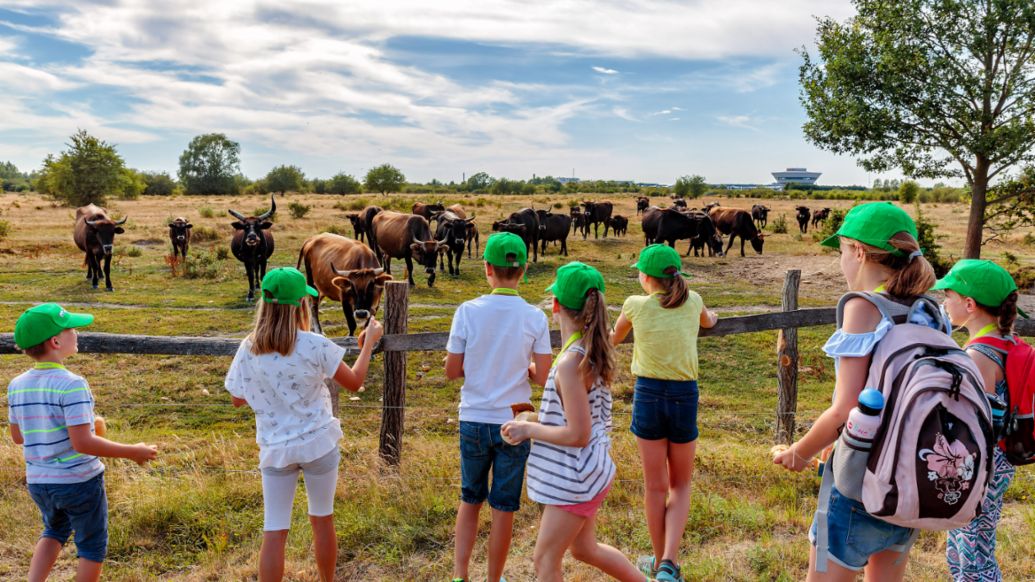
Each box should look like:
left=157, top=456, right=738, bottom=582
left=309, top=514, right=336, bottom=582
left=259, top=530, right=289, bottom=582
left=533, top=506, right=584, bottom=582
left=570, top=516, right=644, bottom=582
left=28, top=537, right=63, bottom=582
left=487, top=508, right=515, bottom=582
left=74, top=558, right=102, bottom=582
left=453, top=501, right=481, bottom=580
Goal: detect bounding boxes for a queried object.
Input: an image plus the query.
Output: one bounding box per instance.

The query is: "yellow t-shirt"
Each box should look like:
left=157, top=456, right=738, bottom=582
left=622, top=291, right=703, bottom=381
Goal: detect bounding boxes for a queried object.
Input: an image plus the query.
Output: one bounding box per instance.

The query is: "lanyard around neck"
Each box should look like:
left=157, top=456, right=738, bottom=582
left=874, top=284, right=886, bottom=293
left=491, top=288, right=520, bottom=296
left=34, top=362, right=66, bottom=370
left=974, top=323, right=999, bottom=340
left=554, top=332, right=583, bottom=368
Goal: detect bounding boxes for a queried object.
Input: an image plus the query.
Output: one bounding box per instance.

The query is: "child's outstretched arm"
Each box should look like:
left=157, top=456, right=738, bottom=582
left=333, top=317, right=384, bottom=391
left=68, top=424, right=158, bottom=466
left=610, top=312, right=632, bottom=346
left=10, top=423, right=23, bottom=445
left=502, top=353, right=591, bottom=448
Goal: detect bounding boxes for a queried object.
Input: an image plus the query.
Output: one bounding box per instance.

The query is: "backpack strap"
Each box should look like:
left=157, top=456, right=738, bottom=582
left=967, top=342, right=1007, bottom=371
left=835, top=291, right=908, bottom=329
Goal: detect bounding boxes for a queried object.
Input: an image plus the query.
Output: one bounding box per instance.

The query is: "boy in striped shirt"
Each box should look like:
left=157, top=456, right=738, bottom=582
left=8, top=303, right=157, bottom=582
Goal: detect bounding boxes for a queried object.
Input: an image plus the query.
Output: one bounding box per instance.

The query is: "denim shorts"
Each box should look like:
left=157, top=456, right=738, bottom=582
left=630, top=377, right=699, bottom=443
left=459, top=421, right=530, bottom=512
left=28, top=473, right=108, bottom=563
left=809, top=485, right=914, bottom=571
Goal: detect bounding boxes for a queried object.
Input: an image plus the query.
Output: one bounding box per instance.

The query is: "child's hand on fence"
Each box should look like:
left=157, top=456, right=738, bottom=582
left=130, top=443, right=159, bottom=466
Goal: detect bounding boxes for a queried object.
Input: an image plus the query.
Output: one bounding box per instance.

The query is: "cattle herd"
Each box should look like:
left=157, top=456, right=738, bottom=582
left=67, top=195, right=834, bottom=335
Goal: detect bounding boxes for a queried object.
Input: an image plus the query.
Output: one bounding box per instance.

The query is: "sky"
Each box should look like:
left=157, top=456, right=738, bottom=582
left=0, top=0, right=912, bottom=187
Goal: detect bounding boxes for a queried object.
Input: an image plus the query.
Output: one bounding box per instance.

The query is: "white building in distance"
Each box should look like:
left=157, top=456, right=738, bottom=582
left=772, top=167, right=822, bottom=186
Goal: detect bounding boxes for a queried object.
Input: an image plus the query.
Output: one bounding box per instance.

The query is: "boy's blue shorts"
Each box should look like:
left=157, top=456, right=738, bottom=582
left=28, top=473, right=108, bottom=563
left=458, top=421, right=530, bottom=512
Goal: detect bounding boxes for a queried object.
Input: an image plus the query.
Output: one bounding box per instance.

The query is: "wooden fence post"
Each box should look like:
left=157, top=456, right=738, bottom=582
left=775, top=270, right=801, bottom=444
left=379, top=281, right=409, bottom=466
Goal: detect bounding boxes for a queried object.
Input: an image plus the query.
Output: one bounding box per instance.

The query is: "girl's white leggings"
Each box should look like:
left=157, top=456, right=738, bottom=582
left=260, top=447, right=340, bottom=531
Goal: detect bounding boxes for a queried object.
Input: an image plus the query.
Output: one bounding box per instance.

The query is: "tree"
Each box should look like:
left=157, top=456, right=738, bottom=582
left=800, top=0, right=1035, bottom=258
left=142, top=171, right=176, bottom=196
left=327, top=172, right=362, bottom=195
left=673, top=175, right=707, bottom=198
left=898, top=180, right=920, bottom=204
left=463, top=171, right=494, bottom=192
left=364, top=163, right=405, bottom=196
left=37, top=129, right=127, bottom=206
left=178, top=133, right=241, bottom=195
left=264, top=165, right=305, bottom=194
left=118, top=168, right=146, bottom=200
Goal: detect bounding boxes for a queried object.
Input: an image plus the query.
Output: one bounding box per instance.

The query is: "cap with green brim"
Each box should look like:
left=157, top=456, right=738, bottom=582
left=14, top=303, right=94, bottom=350
left=820, top=202, right=918, bottom=256
left=484, top=232, right=527, bottom=267
left=932, top=259, right=1029, bottom=318
left=546, top=262, right=606, bottom=310
left=261, top=267, right=318, bottom=307
left=632, top=244, right=690, bottom=279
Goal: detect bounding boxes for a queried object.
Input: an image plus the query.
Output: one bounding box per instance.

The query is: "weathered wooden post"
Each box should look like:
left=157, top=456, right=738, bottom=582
left=379, top=281, right=409, bottom=466
left=775, top=270, right=801, bottom=444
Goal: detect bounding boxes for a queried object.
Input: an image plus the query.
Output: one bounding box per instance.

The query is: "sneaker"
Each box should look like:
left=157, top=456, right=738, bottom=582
left=637, top=555, right=657, bottom=577
left=655, top=560, right=684, bottom=582
left=451, top=579, right=464, bottom=582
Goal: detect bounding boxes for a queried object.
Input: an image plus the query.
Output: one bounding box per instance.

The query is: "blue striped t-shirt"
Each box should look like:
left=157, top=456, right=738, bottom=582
left=7, top=363, right=105, bottom=484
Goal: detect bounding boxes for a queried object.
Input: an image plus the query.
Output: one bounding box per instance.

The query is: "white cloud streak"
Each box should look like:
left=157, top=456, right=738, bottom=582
left=592, top=66, right=619, bottom=75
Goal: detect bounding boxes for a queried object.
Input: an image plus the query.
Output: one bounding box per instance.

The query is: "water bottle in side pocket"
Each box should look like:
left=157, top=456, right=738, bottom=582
left=832, top=388, right=884, bottom=501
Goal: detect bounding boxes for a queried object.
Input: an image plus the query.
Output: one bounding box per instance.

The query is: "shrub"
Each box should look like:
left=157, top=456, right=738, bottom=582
left=1023, top=232, right=1035, bottom=246
left=898, top=181, right=920, bottom=204
left=0, top=219, right=10, bottom=242
left=199, top=206, right=215, bottom=218
left=770, top=214, right=788, bottom=234
left=288, top=201, right=311, bottom=219
left=214, top=247, right=230, bottom=261
left=123, top=245, right=143, bottom=257
left=914, top=207, right=950, bottom=277
left=814, top=208, right=847, bottom=243
left=334, top=197, right=371, bottom=211
left=324, top=224, right=349, bottom=236
left=192, top=225, right=220, bottom=242
left=553, top=202, right=564, bottom=209
left=183, top=250, right=223, bottom=279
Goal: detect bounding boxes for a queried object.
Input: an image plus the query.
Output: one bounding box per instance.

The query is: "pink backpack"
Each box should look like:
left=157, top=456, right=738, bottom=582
left=817, top=293, right=995, bottom=571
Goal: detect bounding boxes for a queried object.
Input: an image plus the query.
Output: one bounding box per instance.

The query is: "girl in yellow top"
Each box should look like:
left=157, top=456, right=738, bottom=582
left=611, top=244, right=718, bottom=582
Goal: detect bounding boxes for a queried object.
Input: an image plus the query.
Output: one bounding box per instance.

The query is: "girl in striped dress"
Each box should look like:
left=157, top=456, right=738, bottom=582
left=502, top=262, right=646, bottom=582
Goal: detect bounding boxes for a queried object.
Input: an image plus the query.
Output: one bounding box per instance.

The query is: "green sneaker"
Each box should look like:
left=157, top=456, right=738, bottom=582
left=637, top=555, right=657, bottom=576
left=655, top=560, right=684, bottom=582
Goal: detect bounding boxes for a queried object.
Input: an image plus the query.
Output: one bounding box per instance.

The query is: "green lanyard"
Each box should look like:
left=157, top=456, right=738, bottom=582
left=491, top=288, right=520, bottom=297
left=874, top=284, right=886, bottom=293
left=966, top=323, right=1000, bottom=347
left=554, top=332, right=583, bottom=368
left=34, top=362, right=66, bottom=370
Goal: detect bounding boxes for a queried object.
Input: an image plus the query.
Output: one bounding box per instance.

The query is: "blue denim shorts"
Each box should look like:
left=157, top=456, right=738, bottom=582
left=459, top=421, right=530, bottom=512
left=28, top=473, right=108, bottom=563
left=630, top=377, right=699, bottom=443
left=809, top=485, right=913, bottom=571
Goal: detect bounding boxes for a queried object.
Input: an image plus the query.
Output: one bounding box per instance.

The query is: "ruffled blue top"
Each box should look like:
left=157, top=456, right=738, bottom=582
left=822, top=297, right=943, bottom=364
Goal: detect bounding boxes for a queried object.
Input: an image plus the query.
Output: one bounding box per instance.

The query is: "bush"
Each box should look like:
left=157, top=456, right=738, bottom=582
left=0, top=219, right=10, bottom=242
left=191, top=225, right=220, bottom=242
left=183, top=250, right=224, bottom=279
left=898, top=181, right=920, bottom=204
left=288, top=201, right=311, bottom=219
left=122, top=245, right=143, bottom=257
left=334, top=197, right=371, bottom=211
left=914, top=206, right=950, bottom=277
left=214, top=247, right=230, bottom=261
left=327, top=173, right=362, bottom=195
left=143, top=172, right=176, bottom=196
left=771, top=214, right=788, bottom=234
left=198, top=206, right=215, bottom=218
left=814, top=208, right=848, bottom=243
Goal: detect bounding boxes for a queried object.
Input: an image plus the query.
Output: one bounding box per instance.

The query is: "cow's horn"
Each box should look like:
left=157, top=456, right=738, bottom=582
left=437, top=238, right=447, bottom=245
left=257, top=195, right=276, bottom=220
left=228, top=209, right=247, bottom=221
left=331, top=262, right=351, bottom=277
left=114, top=216, right=128, bottom=225
left=85, top=219, right=99, bottom=226
left=466, top=213, right=476, bottom=222
left=373, top=268, right=384, bottom=276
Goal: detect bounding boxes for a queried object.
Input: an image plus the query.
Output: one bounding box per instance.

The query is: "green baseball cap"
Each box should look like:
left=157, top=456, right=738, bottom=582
left=933, top=259, right=1028, bottom=317
left=633, top=244, right=690, bottom=279
left=546, top=262, right=606, bottom=310
left=483, top=232, right=527, bottom=267
left=14, top=303, right=94, bottom=350
left=261, top=267, right=318, bottom=307
left=820, top=202, right=918, bottom=256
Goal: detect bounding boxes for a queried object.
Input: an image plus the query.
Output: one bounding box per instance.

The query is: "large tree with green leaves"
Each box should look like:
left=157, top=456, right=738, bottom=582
left=37, top=129, right=127, bottom=206
left=799, top=0, right=1035, bottom=258
left=364, top=163, right=405, bottom=196
left=264, top=164, right=305, bottom=194
left=178, top=133, right=241, bottom=195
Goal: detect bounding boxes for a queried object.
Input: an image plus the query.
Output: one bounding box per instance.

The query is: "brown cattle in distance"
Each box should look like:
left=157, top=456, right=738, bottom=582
left=297, top=233, right=392, bottom=336
left=168, top=217, right=193, bottom=261
left=812, top=207, right=832, bottom=229
left=370, top=211, right=447, bottom=287
left=709, top=207, right=765, bottom=257
left=73, top=204, right=127, bottom=291
left=636, top=196, right=650, bottom=214
left=412, top=201, right=445, bottom=221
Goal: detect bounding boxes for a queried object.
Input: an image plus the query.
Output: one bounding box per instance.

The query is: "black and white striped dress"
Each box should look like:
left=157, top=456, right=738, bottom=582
left=526, top=343, right=617, bottom=505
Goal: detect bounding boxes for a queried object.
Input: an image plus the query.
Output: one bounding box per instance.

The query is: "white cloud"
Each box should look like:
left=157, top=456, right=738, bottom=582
left=592, top=66, right=619, bottom=75
left=716, top=114, right=760, bottom=130
left=612, top=106, right=637, bottom=122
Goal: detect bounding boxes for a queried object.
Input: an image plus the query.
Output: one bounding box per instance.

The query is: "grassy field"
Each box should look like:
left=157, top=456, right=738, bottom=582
left=0, top=191, right=1033, bottom=581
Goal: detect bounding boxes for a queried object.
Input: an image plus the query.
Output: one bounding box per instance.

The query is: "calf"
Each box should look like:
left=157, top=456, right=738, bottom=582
left=168, top=217, right=193, bottom=261
left=811, top=207, right=831, bottom=229
left=610, top=215, right=629, bottom=237
left=581, top=201, right=614, bottom=238
left=370, top=211, right=447, bottom=287
left=346, top=205, right=382, bottom=246
left=796, top=206, right=811, bottom=234
left=751, top=205, right=770, bottom=230
left=435, top=211, right=476, bottom=275
left=636, top=196, right=649, bottom=214
left=537, top=212, right=572, bottom=256
left=686, top=212, right=724, bottom=257
left=229, top=195, right=276, bottom=301
left=297, top=233, right=392, bottom=336
left=73, top=204, right=127, bottom=291
left=570, top=211, right=589, bottom=240
left=709, top=207, right=765, bottom=257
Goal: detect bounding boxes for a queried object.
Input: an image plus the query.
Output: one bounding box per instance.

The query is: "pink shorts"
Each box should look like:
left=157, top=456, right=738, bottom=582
left=556, top=480, right=613, bottom=518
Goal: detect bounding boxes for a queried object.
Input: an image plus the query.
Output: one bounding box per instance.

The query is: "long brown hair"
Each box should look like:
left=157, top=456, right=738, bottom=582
left=249, top=292, right=311, bottom=356
left=652, top=267, right=689, bottom=309
left=978, top=291, right=1020, bottom=336
left=561, top=289, right=616, bottom=386
left=856, top=232, right=935, bottom=299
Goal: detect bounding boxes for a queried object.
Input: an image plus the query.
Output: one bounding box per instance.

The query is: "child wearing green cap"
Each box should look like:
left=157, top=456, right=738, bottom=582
left=445, top=232, right=553, bottom=582
left=223, top=267, right=383, bottom=582
left=8, top=303, right=159, bottom=582
left=503, top=262, right=647, bottom=582
left=936, top=260, right=1022, bottom=581
left=610, top=244, right=718, bottom=582
left=774, top=202, right=940, bottom=579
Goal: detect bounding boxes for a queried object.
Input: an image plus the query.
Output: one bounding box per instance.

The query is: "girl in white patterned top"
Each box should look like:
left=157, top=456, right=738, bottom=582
left=503, top=262, right=646, bottom=582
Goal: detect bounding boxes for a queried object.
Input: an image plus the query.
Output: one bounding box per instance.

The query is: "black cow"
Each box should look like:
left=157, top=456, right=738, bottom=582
left=435, top=211, right=476, bottom=275
left=73, top=204, right=127, bottom=291
left=536, top=211, right=572, bottom=256
left=412, top=201, right=445, bottom=221
left=751, top=205, right=770, bottom=229
left=570, top=211, right=589, bottom=240
left=229, top=195, right=276, bottom=301
left=581, top=201, right=614, bottom=238
left=641, top=206, right=662, bottom=246
left=672, top=198, right=688, bottom=209
left=346, top=205, right=382, bottom=247
left=710, top=207, right=765, bottom=257
left=796, top=206, right=811, bottom=234
left=812, top=207, right=831, bottom=229
left=168, top=217, right=193, bottom=261
left=648, top=208, right=724, bottom=257
left=491, top=208, right=540, bottom=262
left=610, top=215, right=629, bottom=237
left=636, top=196, right=649, bottom=214
left=465, top=222, right=480, bottom=258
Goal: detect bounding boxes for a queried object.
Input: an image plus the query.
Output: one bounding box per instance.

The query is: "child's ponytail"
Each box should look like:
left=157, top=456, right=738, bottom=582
left=564, top=289, right=617, bottom=386
left=981, top=291, right=1019, bottom=336
left=861, top=232, right=936, bottom=299
left=657, top=267, right=689, bottom=309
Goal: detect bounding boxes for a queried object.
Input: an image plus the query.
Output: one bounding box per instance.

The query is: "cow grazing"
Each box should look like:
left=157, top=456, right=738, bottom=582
left=535, top=211, right=572, bottom=256
left=709, top=207, right=765, bottom=257
left=412, top=201, right=445, bottom=221
left=73, top=204, right=127, bottom=291
left=751, top=205, right=770, bottom=229
left=812, top=207, right=832, bottom=228
left=570, top=211, right=589, bottom=240
left=370, top=211, right=447, bottom=287
left=229, top=196, right=276, bottom=301
left=796, top=206, right=811, bottom=234
left=646, top=208, right=723, bottom=257
left=435, top=211, right=477, bottom=275
left=581, top=201, right=614, bottom=238
left=491, top=207, right=540, bottom=262
left=168, top=217, right=193, bottom=260
left=297, top=233, right=392, bottom=336
left=636, top=196, right=650, bottom=215
left=610, top=215, right=629, bottom=237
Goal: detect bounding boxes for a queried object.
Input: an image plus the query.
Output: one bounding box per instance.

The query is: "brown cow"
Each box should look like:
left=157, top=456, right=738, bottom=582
left=297, top=233, right=392, bottom=336
left=709, top=207, right=765, bottom=257
left=811, top=207, right=831, bottom=229
left=412, top=201, right=445, bottom=220
left=446, top=204, right=467, bottom=219
left=370, top=211, right=447, bottom=287
left=73, top=204, right=127, bottom=291
left=168, top=217, right=192, bottom=260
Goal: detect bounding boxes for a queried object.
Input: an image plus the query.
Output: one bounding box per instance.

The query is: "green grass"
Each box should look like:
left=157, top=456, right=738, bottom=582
left=0, top=192, right=1032, bottom=580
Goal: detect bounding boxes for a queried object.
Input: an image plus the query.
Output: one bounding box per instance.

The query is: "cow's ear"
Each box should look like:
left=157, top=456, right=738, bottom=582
left=375, top=273, right=393, bottom=284
left=409, top=242, right=422, bottom=252
left=331, top=276, right=353, bottom=292
left=186, top=223, right=193, bottom=229
left=260, top=221, right=273, bottom=229
left=231, top=222, right=245, bottom=230
left=114, top=227, right=125, bottom=234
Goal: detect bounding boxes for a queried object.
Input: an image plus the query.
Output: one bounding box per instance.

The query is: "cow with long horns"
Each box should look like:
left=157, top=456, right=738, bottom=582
left=73, top=204, right=127, bottom=291
left=229, top=195, right=276, bottom=301
left=297, top=233, right=392, bottom=336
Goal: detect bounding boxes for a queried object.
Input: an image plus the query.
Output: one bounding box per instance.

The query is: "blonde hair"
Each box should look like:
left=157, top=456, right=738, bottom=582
left=560, top=289, right=617, bottom=386
left=854, top=232, right=935, bottom=299
left=248, top=292, right=311, bottom=356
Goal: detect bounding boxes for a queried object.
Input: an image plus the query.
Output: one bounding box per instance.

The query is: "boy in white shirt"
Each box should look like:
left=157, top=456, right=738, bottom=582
left=445, top=232, right=553, bottom=582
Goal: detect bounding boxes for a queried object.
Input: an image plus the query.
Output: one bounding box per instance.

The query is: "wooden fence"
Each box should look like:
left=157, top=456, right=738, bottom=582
left=4, top=271, right=1033, bottom=466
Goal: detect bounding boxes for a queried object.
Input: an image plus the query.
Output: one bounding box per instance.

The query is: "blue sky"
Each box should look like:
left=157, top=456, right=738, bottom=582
left=0, top=0, right=914, bottom=186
